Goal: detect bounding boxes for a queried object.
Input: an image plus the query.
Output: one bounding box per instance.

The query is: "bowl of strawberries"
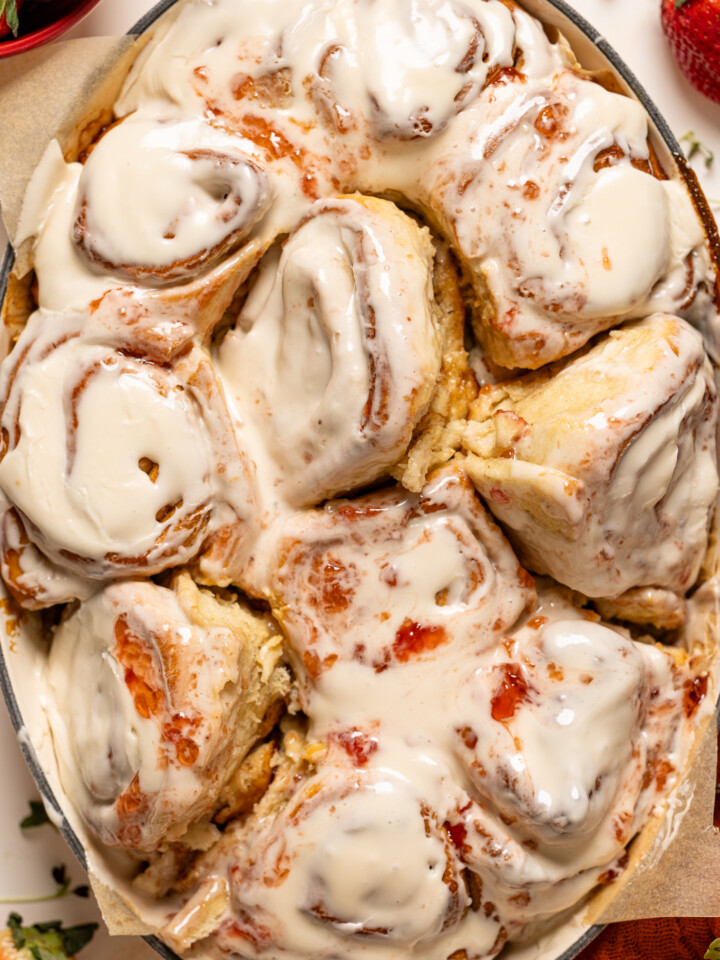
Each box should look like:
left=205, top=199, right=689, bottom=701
left=0, top=0, right=103, bottom=56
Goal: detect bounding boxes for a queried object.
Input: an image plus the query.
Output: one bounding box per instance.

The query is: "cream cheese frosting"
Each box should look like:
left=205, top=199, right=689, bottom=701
left=0, top=303, right=258, bottom=606
left=217, top=195, right=441, bottom=508
left=1, top=0, right=718, bottom=958
left=460, top=314, right=719, bottom=623
left=46, top=574, right=289, bottom=852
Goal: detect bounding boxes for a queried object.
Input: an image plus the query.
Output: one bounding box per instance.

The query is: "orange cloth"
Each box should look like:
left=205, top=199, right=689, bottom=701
left=580, top=919, right=720, bottom=959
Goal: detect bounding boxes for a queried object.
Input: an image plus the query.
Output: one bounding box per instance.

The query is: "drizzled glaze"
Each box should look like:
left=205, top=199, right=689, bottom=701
left=47, top=575, right=289, bottom=852
left=74, top=116, right=273, bottom=283
left=260, top=467, right=534, bottom=681
left=0, top=305, right=257, bottom=607
left=202, top=558, right=697, bottom=959
left=460, top=314, right=719, bottom=624
left=3, top=0, right=717, bottom=957
left=21, top=0, right=716, bottom=368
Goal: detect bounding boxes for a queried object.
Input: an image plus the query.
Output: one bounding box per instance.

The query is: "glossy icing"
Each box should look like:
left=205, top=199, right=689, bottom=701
left=217, top=195, right=441, bottom=508
left=46, top=574, right=289, bottom=852
left=461, top=314, right=719, bottom=621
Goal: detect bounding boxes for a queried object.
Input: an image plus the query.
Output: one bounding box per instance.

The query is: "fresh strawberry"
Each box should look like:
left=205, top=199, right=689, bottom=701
left=0, top=0, right=22, bottom=38
left=661, top=0, right=720, bottom=104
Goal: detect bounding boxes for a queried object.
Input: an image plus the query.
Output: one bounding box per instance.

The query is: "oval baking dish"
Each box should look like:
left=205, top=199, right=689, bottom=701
left=0, top=2, right=718, bottom=960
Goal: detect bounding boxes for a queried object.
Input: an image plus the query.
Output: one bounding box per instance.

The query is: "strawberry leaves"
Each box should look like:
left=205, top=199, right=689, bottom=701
left=20, top=800, right=53, bottom=831
left=0, top=0, right=19, bottom=37
left=7, top=912, right=98, bottom=960
left=705, top=940, right=720, bottom=960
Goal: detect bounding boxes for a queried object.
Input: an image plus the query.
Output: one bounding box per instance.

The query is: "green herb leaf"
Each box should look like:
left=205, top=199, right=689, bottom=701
left=680, top=130, right=714, bottom=168
left=60, top=923, right=98, bottom=955
left=8, top=911, right=26, bottom=949
left=5, top=913, right=98, bottom=959
left=0, top=865, right=71, bottom=904
left=20, top=800, right=53, bottom=831
left=705, top=939, right=720, bottom=960
left=72, top=886, right=90, bottom=899
left=32, top=947, right=67, bottom=960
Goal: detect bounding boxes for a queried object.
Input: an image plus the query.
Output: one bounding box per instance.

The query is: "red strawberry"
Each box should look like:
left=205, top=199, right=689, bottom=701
left=0, top=0, right=22, bottom=38
left=661, top=0, right=720, bottom=104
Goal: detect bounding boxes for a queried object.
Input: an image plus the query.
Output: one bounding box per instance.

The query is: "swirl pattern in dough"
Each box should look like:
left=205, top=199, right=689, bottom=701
left=73, top=116, right=273, bottom=285
left=0, top=306, right=257, bottom=606
left=47, top=574, right=289, bottom=851
left=2, top=0, right=718, bottom=957
left=217, top=195, right=442, bottom=506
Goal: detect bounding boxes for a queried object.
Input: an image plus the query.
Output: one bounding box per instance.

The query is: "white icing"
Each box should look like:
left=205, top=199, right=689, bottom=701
left=217, top=197, right=441, bottom=507
left=74, top=114, right=272, bottom=283
left=46, top=579, right=247, bottom=851
left=0, top=307, right=256, bottom=598
left=464, top=314, right=719, bottom=600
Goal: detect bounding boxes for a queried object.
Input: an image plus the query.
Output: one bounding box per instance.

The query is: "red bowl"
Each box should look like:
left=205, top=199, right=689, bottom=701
left=0, top=0, right=103, bottom=57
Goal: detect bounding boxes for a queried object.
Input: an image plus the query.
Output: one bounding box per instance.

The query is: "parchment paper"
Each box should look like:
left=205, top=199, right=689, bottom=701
left=0, top=19, right=719, bottom=940
left=0, top=34, right=140, bottom=274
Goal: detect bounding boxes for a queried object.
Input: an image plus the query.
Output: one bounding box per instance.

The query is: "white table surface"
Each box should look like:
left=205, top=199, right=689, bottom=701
left=0, top=0, right=719, bottom=957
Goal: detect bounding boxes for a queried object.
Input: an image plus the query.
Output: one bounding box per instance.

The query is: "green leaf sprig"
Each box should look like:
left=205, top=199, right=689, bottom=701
left=0, top=865, right=90, bottom=905
left=7, top=912, right=98, bottom=960
left=20, top=801, right=54, bottom=832
left=680, top=130, right=715, bottom=168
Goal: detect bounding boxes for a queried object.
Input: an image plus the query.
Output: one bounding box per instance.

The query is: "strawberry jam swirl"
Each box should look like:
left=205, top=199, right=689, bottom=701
left=47, top=575, right=289, bottom=852
left=198, top=510, right=704, bottom=960
left=0, top=305, right=257, bottom=607
left=27, top=0, right=715, bottom=358
left=3, top=0, right=717, bottom=957
left=260, top=466, right=535, bottom=682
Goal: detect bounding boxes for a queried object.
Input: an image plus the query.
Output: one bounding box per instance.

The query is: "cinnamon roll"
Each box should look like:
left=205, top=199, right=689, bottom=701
left=299, top=0, right=517, bottom=141
left=3, top=0, right=719, bottom=955
left=460, top=315, right=719, bottom=626
left=0, top=307, right=257, bottom=608
left=420, top=70, right=710, bottom=368
left=215, top=764, right=505, bottom=960
left=216, top=195, right=442, bottom=507
left=450, top=586, right=698, bottom=930
left=46, top=573, right=290, bottom=852
left=262, top=465, right=535, bottom=681
left=73, top=115, right=272, bottom=285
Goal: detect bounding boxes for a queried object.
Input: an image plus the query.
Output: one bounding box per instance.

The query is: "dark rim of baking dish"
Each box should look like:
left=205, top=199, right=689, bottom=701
left=0, top=2, right=717, bottom=959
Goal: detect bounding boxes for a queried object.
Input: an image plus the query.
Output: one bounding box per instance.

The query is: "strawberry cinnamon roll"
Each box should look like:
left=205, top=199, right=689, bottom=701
left=450, top=587, right=700, bottom=932
left=460, top=314, right=718, bottom=626
left=421, top=70, right=710, bottom=368
left=299, top=0, right=517, bottom=141
left=215, top=762, right=505, bottom=960
left=46, top=573, right=290, bottom=852
left=262, top=465, right=534, bottom=681
left=216, top=195, right=443, bottom=507
left=0, top=307, right=257, bottom=607
left=73, top=115, right=273, bottom=285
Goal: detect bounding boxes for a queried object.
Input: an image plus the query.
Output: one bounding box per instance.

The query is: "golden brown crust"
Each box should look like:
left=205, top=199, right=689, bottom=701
left=393, top=240, right=478, bottom=491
